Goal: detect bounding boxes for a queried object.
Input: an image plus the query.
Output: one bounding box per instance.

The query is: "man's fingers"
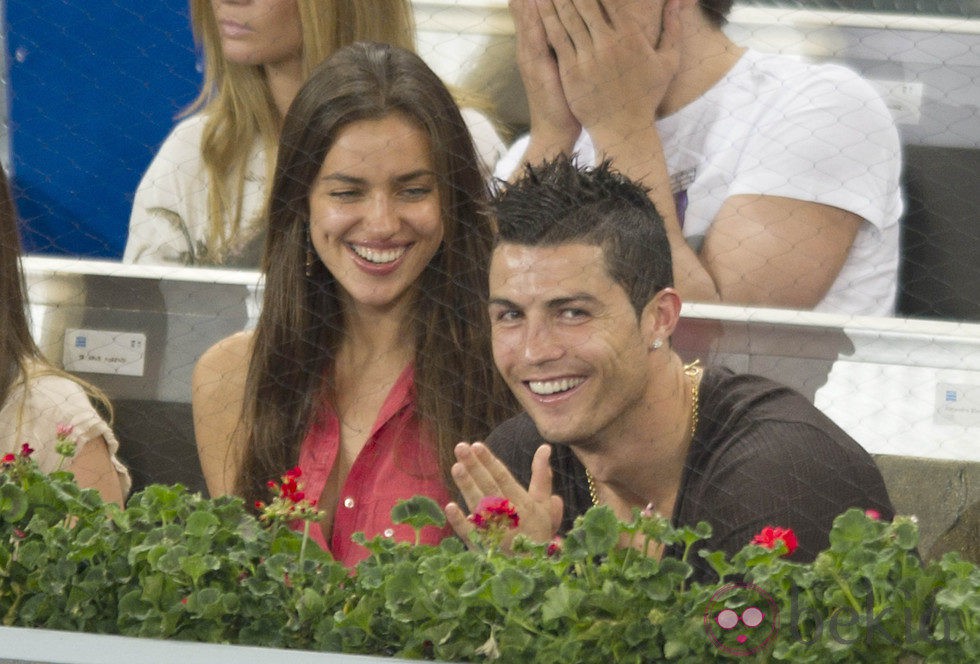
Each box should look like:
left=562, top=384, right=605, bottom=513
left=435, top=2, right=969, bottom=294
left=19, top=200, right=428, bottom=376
left=512, top=0, right=545, bottom=54
left=451, top=467, right=488, bottom=514
left=539, top=0, right=574, bottom=59
left=527, top=444, right=555, bottom=503
left=656, top=0, right=683, bottom=52
left=551, top=0, right=595, bottom=49
left=445, top=502, right=477, bottom=548
left=453, top=442, right=508, bottom=500
left=550, top=495, right=565, bottom=534
left=449, top=443, right=563, bottom=547
left=452, top=442, right=526, bottom=512
left=469, top=442, right=532, bottom=497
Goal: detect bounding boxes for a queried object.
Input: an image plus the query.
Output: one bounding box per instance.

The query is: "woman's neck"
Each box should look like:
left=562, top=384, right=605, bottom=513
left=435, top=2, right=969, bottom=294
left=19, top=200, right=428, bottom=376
left=264, top=59, right=305, bottom=119
left=339, top=300, right=417, bottom=373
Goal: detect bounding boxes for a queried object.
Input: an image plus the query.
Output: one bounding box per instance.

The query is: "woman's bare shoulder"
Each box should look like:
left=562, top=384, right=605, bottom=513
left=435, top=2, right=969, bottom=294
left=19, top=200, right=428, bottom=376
left=192, top=331, right=254, bottom=496
left=192, top=331, right=254, bottom=427
left=195, top=331, right=254, bottom=384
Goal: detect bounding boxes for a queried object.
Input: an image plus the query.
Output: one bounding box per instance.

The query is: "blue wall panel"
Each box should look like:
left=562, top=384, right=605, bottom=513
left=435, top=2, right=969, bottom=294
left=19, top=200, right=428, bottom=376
left=7, top=0, right=200, bottom=258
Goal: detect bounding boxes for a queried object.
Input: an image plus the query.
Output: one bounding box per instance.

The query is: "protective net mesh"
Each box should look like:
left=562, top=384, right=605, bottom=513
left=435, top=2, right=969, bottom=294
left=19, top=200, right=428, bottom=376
left=3, top=0, right=978, bottom=571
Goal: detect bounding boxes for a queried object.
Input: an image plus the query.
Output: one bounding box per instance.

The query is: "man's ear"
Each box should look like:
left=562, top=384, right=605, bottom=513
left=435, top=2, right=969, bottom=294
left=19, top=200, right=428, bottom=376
left=640, top=287, right=682, bottom=346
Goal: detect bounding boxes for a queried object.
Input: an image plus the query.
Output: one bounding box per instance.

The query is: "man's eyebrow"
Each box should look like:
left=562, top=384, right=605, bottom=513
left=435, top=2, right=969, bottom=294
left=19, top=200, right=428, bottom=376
left=488, top=297, right=520, bottom=308
left=545, top=293, right=600, bottom=309
left=487, top=293, right=600, bottom=309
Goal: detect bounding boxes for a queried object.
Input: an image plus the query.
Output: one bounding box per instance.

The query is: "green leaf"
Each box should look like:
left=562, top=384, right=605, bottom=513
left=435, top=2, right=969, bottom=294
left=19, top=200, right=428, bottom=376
left=188, top=587, right=225, bottom=621
left=541, top=583, right=584, bottom=624
left=639, top=572, right=676, bottom=602
left=663, top=639, right=687, bottom=658
left=155, top=545, right=190, bottom=575
left=490, top=567, right=535, bottom=609
left=185, top=510, right=220, bottom=538
left=565, top=506, right=620, bottom=560
left=390, top=496, right=446, bottom=530
left=699, top=549, right=733, bottom=580
left=179, top=553, right=220, bottom=586
left=829, top=508, right=880, bottom=550
left=0, top=482, right=28, bottom=521
left=893, top=519, right=919, bottom=550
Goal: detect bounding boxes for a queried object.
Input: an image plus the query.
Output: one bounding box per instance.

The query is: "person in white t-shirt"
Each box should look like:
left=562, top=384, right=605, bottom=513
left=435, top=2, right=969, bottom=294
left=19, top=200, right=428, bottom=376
left=125, top=0, right=506, bottom=268
left=497, top=0, right=902, bottom=316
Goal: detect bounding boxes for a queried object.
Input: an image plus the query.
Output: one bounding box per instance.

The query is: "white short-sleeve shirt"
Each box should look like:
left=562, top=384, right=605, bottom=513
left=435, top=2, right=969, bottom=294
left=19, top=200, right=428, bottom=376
left=495, top=50, right=903, bottom=317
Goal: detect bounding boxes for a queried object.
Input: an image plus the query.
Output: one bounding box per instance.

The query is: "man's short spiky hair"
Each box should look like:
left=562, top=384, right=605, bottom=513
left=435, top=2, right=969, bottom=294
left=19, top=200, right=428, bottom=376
left=699, top=0, right=734, bottom=27
left=492, top=157, right=673, bottom=316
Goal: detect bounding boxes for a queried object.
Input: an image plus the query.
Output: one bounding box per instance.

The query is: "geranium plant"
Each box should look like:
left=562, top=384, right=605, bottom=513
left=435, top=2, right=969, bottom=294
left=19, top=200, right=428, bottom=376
left=1, top=440, right=977, bottom=662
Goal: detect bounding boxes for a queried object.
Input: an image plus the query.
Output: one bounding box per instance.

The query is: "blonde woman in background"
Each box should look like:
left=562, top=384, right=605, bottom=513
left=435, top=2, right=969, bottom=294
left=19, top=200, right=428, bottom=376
left=0, top=167, right=130, bottom=505
left=124, top=0, right=506, bottom=267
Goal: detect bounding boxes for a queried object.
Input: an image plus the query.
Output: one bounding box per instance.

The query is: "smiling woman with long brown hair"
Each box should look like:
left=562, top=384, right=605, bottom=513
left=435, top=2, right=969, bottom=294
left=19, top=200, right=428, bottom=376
left=192, top=42, right=515, bottom=566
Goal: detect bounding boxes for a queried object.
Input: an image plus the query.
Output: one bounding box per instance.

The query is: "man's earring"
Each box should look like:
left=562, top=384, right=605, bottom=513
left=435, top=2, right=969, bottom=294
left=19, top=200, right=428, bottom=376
left=651, top=338, right=664, bottom=351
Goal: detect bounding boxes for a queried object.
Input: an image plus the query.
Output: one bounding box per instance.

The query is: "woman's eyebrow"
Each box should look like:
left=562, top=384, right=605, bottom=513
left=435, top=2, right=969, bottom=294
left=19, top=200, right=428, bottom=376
left=393, top=169, right=438, bottom=183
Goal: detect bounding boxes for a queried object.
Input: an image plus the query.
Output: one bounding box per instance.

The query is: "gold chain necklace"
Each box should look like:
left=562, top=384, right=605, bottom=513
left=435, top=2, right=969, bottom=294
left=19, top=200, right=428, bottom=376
left=586, top=359, right=702, bottom=506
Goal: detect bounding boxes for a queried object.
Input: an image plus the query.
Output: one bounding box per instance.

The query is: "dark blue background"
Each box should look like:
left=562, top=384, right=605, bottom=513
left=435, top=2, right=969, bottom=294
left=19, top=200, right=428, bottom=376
left=7, top=0, right=200, bottom=258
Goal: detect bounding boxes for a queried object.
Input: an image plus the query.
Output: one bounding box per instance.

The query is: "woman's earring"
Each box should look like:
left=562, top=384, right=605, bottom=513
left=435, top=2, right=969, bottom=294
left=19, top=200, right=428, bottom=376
left=305, top=230, right=315, bottom=278
left=650, top=338, right=663, bottom=351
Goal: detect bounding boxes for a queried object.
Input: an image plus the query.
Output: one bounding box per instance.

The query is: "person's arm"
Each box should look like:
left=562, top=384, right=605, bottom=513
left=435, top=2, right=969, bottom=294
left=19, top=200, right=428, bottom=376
left=192, top=331, right=252, bottom=497
left=537, top=0, right=724, bottom=301
left=507, top=0, right=582, bottom=173
left=699, top=196, right=861, bottom=307
left=459, top=107, right=508, bottom=177
left=69, top=435, right=125, bottom=506
left=540, top=0, right=865, bottom=309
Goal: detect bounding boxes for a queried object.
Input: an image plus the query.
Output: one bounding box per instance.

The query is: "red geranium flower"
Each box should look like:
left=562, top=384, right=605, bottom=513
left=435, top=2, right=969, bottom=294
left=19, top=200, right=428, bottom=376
left=258, top=467, right=321, bottom=523
left=865, top=509, right=881, bottom=520
left=20, top=443, right=34, bottom=458
left=468, top=496, right=519, bottom=530
left=278, top=467, right=306, bottom=503
left=752, top=526, right=798, bottom=555
left=1, top=453, right=15, bottom=466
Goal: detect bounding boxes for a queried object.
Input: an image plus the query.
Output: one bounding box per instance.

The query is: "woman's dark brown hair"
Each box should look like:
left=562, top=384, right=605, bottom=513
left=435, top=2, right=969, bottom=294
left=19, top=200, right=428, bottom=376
left=0, top=168, right=112, bottom=418
left=235, top=42, right=515, bottom=508
left=0, top=167, right=41, bottom=405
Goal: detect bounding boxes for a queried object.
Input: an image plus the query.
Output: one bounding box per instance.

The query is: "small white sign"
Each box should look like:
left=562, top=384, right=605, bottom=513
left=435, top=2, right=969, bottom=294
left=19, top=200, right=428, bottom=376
left=868, top=79, right=924, bottom=126
left=935, top=382, right=980, bottom=428
left=62, top=329, right=147, bottom=377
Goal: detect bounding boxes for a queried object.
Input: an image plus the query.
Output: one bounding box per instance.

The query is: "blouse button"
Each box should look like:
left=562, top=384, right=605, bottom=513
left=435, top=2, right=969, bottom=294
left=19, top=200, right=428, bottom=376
left=343, top=497, right=355, bottom=509
left=383, top=528, right=394, bottom=538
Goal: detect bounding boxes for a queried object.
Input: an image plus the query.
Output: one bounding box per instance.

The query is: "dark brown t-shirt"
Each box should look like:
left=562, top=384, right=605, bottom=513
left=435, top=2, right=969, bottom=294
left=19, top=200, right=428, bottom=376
left=486, top=366, right=894, bottom=583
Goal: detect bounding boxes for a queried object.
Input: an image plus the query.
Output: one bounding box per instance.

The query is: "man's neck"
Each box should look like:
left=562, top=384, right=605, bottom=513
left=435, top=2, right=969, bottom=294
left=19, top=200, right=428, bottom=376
left=658, top=19, right=746, bottom=118
left=572, top=355, right=699, bottom=519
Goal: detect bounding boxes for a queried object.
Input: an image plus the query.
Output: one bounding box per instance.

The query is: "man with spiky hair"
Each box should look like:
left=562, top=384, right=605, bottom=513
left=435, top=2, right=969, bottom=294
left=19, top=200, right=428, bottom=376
left=445, top=157, right=895, bottom=583
left=496, top=0, right=902, bottom=316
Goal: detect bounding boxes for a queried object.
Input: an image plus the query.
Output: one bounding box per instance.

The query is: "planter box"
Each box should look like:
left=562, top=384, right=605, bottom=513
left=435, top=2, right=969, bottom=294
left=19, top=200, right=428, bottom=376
left=0, top=626, right=416, bottom=664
